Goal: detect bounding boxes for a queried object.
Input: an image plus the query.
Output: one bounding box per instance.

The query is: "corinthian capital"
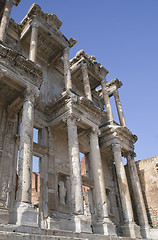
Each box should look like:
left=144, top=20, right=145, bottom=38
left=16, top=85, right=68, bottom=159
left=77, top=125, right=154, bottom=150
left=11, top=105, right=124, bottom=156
left=112, top=143, right=121, bottom=153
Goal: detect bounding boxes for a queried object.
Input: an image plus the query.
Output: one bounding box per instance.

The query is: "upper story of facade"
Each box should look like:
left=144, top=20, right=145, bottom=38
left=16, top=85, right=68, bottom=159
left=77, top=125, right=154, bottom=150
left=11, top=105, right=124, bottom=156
left=0, top=1, right=137, bottom=153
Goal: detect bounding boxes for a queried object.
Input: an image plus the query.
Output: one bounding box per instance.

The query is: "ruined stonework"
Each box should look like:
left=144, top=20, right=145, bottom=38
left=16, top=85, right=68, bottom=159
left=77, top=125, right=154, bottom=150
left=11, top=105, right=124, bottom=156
left=126, top=156, right=158, bottom=230
left=0, top=1, right=157, bottom=239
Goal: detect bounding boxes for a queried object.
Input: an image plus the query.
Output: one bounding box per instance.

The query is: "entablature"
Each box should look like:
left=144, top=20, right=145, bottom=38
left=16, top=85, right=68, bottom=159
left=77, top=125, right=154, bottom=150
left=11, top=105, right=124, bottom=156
left=70, top=50, right=108, bottom=90
left=99, top=124, right=137, bottom=152
left=97, top=78, right=123, bottom=98
left=0, top=43, right=43, bottom=89
left=45, top=90, right=104, bottom=130
left=18, top=4, right=76, bottom=65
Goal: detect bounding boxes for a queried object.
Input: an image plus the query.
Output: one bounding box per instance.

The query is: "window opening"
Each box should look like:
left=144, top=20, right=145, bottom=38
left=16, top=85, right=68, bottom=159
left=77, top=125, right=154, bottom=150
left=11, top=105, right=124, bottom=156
left=32, top=156, right=40, bottom=209
left=33, top=128, right=39, bottom=143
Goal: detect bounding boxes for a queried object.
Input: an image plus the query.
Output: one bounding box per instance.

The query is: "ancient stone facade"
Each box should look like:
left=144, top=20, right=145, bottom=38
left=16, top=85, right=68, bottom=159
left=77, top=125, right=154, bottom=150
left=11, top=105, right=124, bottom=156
left=0, top=1, right=157, bottom=239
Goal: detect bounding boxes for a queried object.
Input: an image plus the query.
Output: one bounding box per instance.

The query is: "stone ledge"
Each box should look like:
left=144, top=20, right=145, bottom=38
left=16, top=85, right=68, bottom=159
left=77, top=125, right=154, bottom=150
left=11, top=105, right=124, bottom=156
left=0, top=43, right=43, bottom=88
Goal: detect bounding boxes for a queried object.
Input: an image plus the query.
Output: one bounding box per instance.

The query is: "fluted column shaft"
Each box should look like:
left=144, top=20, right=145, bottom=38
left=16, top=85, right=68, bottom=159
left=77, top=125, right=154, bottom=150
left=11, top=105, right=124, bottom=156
left=89, top=129, right=109, bottom=220
left=0, top=0, right=14, bottom=42
left=112, top=143, right=134, bottom=223
left=29, top=22, right=38, bottom=63
left=113, top=89, right=126, bottom=127
left=67, top=117, right=83, bottom=214
left=63, top=47, right=72, bottom=90
left=101, top=79, right=114, bottom=123
left=126, top=152, right=150, bottom=238
left=81, top=62, right=92, bottom=101
left=17, top=90, right=35, bottom=203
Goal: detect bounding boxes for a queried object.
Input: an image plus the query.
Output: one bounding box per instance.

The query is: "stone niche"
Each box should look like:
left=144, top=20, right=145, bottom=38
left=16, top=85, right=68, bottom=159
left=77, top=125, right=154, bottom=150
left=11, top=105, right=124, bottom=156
left=57, top=172, right=70, bottom=213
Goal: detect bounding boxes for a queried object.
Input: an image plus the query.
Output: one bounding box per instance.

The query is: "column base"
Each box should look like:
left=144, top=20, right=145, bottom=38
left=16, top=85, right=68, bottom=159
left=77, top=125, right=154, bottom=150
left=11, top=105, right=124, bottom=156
left=140, top=225, right=151, bottom=239
left=9, top=202, right=38, bottom=227
left=67, top=215, right=92, bottom=233
left=121, top=222, right=141, bottom=238
left=93, top=218, right=116, bottom=236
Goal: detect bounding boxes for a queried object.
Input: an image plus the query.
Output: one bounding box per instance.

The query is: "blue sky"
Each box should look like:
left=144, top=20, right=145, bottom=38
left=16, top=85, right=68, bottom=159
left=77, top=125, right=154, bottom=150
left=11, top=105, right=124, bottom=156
left=11, top=0, right=158, bottom=161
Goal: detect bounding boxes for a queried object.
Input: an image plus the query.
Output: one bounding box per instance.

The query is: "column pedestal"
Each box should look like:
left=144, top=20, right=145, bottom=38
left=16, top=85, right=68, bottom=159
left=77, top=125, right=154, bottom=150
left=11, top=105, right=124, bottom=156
left=121, top=222, right=141, bottom=239
left=9, top=202, right=38, bottom=227
left=68, top=215, right=92, bottom=233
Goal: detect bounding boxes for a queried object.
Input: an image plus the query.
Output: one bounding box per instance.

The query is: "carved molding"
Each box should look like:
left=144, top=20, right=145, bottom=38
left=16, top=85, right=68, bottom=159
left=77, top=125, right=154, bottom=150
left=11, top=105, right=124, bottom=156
left=0, top=43, right=43, bottom=88
left=70, top=49, right=109, bottom=79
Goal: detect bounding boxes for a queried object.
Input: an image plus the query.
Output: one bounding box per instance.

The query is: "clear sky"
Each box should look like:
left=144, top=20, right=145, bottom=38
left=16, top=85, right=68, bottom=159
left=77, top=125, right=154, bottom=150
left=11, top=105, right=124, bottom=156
left=11, top=0, right=158, bottom=161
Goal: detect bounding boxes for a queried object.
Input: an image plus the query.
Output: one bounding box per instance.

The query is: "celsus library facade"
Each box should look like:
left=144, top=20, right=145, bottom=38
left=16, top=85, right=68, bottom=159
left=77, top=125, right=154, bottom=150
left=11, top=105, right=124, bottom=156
left=0, top=1, right=157, bottom=240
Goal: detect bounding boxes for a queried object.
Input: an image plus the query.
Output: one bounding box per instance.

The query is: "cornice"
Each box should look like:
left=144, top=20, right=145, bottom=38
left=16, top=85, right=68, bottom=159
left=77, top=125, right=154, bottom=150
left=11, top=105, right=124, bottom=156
left=78, top=96, right=105, bottom=119
left=100, top=124, right=138, bottom=145
left=70, top=49, right=109, bottom=79
left=0, top=43, right=43, bottom=89
left=20, top=4, right=62, bottom=31
left=8, top=18, right=21, bottom=35
left=106, top=78, right=123, bottom=89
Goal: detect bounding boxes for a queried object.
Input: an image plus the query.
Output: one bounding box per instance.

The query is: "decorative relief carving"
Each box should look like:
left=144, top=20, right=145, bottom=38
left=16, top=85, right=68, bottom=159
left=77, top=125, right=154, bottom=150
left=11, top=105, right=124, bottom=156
left=0, top=44, right=43, bottom=88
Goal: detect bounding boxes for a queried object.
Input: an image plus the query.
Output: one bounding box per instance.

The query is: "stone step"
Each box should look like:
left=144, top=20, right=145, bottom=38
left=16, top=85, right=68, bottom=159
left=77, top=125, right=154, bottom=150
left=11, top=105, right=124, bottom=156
left=0, top=231, right=148, bottom=240
left=0, top=231, right=87, bottom=240
left=0, top=225, right=153, bottom=240
left=0, top=225, right=118, bottom=240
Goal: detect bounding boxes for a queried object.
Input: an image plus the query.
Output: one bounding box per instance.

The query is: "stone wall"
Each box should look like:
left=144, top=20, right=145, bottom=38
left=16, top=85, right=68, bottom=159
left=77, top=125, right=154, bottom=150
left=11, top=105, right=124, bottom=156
left=126, top=156, right=158, bottom=228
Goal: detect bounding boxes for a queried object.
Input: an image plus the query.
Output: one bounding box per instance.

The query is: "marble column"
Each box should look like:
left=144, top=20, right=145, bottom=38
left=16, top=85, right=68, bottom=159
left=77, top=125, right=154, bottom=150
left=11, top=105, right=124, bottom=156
left=89, top=128, right=116, bottom=235
left=0, top=0, right=14, bottom=42
left=113, top=89, right=126, bottom=127
left=29, top=22, right=38, bottom=63
left=63, top=47, right=72, bottom=90
left=101, top=79, right=114, bottom=124
left=9, top=89, right=38, bottom=227
left=67, top=117, right=83, bottom=215
left=112, top=143, right=140, bottom=238
left=17, top=90, right=34, bottom=203
left=126, top=152, right=150, bottom=238
left=81, top=62, right=92, bottom=101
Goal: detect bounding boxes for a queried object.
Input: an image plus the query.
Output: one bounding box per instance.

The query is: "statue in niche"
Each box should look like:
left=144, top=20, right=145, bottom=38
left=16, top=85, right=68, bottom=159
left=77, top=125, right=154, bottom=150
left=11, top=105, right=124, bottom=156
left=58, top=181, right=67, bottom=205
